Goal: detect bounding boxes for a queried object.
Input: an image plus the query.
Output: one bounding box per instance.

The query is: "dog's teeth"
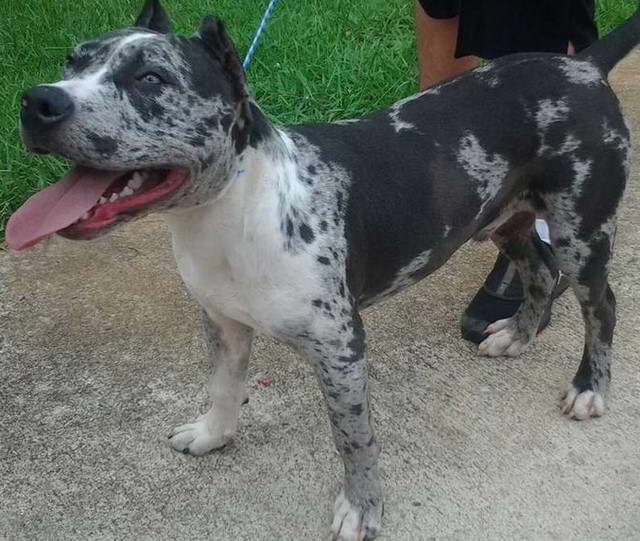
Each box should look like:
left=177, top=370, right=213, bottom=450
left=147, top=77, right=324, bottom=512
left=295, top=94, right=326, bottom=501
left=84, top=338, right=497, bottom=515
left=129, top=172, right=143, bottom=190
left=99, top=196, right=107, bottom=204
left=109, top=193, right=119, bottom=202
left=121, top=186, right=134, bottom=197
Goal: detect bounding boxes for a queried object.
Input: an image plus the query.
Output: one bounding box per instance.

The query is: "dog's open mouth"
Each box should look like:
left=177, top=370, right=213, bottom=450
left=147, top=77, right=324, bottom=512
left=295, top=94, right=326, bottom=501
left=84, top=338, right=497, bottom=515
left=6, top=165, right=188, bottom=250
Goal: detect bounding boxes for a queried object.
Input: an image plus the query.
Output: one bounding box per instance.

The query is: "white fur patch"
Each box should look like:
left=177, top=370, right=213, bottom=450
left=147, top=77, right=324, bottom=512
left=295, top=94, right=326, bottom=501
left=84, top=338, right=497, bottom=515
left=388, top=106, right=417, bottom=133
left=164, top=128, right=352, bottom=340
left=556, top=57, right=603, bottom=86
left=535, top=98, right=571, bottom=156
left=53, top=33, right=156, bottom=99
left=165, top=149, right=316, bottom=332
left=603, top=119, right=633, bottom=175
left=333, top=118, right=362, bottom=125
left=385, top=86, right=442, bottom=132
left=535, top=98, right=570, bottom=131
left=456, top=133, right=509, bottom=216
left=571, top=157, right=593, bottom=191
left=365, top=249, right=432, bottom=305
left=474, top=62, right=500, bottom=86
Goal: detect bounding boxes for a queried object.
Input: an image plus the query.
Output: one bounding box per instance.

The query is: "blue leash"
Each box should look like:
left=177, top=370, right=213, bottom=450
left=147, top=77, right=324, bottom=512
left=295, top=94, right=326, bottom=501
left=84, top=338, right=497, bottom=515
left=242, top=0, right=281, bottom=71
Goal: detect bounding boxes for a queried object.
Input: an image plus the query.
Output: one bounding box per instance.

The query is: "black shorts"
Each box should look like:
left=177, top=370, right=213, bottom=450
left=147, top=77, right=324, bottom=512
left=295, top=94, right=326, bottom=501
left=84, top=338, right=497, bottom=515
left=417, top=0, right=598, bottom=58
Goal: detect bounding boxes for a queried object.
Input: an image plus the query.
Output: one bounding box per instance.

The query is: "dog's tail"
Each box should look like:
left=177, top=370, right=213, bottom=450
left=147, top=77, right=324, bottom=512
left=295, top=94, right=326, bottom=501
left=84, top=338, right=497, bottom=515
left=579, top=5, right=640, bottom=75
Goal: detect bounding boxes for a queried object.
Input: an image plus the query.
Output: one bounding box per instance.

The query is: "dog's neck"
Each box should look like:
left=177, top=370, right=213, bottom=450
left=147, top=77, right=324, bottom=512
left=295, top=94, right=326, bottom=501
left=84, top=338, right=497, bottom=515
left=163, top=119, right=306, bottom=258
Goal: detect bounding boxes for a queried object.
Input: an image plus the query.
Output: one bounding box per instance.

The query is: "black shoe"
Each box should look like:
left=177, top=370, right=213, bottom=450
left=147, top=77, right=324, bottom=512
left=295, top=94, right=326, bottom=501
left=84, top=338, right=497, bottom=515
left=461, top=239, right=570, bottom=345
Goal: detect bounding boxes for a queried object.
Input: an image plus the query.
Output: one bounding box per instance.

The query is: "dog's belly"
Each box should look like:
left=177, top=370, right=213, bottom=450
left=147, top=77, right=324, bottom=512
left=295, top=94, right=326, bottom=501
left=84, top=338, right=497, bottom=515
left=358, top=241, right=462, bottom=308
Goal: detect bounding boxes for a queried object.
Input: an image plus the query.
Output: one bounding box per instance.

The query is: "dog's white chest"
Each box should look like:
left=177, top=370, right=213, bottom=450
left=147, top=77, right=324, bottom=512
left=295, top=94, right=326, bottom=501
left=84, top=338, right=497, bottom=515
left=173, top=240, right=256, bottom=326
left=163, top=197, right=316, bottom=334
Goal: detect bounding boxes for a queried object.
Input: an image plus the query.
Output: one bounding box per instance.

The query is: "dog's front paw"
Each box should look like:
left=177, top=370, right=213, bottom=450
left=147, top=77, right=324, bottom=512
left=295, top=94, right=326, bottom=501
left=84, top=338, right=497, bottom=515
left=560, top=384, right=605, bottom=420
left=168, top=413, right=233, bottom=456
left=478, top=317, right=529, bottom=357
left=331, top=489, right=382, bottom=541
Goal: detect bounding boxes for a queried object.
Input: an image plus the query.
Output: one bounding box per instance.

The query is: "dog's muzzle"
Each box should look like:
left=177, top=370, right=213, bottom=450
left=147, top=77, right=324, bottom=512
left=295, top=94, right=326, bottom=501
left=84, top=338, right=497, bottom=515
left=21, top=85, right=74, bottom=134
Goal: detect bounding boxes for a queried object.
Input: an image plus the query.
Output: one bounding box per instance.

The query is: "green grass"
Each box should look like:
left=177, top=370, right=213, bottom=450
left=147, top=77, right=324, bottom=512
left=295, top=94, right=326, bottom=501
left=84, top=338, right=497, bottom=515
left=0, top=0, right=637, bottom=240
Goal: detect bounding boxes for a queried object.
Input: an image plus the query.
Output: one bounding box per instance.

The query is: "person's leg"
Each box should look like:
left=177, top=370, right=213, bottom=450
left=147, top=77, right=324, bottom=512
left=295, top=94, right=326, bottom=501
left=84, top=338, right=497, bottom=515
left=415, top=1, right=478, bottom=90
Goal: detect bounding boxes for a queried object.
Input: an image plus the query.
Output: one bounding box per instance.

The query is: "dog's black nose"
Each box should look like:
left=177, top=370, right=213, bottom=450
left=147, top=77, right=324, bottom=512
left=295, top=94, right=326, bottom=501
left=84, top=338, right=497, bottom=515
left=21, top=85, right=74, bottom=131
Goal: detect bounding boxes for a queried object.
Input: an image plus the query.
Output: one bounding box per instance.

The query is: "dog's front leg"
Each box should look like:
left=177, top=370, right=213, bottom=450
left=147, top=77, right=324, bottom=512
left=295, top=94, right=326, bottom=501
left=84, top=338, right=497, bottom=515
left=169, top=310, right=253, bottom=455
left=300, top=312, right=383, bottom=541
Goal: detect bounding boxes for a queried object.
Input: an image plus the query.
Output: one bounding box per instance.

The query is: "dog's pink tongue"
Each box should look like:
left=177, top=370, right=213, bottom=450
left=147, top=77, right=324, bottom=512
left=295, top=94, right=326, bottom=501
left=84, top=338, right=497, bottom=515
left=6, top=166, right=121, bottom=250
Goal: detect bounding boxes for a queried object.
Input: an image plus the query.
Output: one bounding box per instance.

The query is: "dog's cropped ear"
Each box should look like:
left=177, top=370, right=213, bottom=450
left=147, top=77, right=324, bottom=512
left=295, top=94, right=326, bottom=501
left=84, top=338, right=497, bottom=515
left=198, top=16, right=254, bottom=136
left=135, top=0, right=172, bottom=34
left=197, top=17, right=245, bottom=84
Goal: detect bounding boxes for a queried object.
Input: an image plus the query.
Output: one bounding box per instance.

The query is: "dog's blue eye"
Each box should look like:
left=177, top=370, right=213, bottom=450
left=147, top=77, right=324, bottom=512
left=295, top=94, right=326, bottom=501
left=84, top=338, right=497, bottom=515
left=139, top=72, right=163, bottom=84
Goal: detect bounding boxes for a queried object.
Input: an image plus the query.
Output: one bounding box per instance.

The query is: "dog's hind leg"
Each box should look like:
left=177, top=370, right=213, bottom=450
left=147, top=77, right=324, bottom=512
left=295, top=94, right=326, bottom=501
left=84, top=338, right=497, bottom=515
left=542, top=123, right=628, bottom=419
left=169, top=310, right=253, bottom=455
left=478, top=210, right=558, bottom=357
left=545, top=208, right=618, bottom=420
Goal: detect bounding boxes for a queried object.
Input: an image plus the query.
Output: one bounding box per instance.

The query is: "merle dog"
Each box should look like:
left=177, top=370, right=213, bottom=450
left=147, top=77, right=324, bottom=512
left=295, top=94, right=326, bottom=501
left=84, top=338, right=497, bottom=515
left=8, top=1, right=638, bottom=538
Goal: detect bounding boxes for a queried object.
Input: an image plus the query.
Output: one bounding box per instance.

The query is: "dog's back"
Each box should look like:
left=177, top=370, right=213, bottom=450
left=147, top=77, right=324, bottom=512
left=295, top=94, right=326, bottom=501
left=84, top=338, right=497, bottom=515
left=289, top=49, right=630, bottom=307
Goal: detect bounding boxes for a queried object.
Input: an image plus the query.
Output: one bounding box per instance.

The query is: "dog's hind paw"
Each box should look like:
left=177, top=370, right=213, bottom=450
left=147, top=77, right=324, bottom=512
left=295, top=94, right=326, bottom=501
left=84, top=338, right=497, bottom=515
left=168, top=413, right=233, bottom=456
left=560, top=385, right=605, bottom=420
left=331, top=489, right=382, bottom=541
left=478, top=318, right=529, bottom=357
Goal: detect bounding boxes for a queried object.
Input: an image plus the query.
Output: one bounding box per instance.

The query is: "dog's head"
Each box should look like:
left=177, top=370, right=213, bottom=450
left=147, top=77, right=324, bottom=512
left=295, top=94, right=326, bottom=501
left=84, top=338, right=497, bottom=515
left=8, top=0, right=262, bottom=249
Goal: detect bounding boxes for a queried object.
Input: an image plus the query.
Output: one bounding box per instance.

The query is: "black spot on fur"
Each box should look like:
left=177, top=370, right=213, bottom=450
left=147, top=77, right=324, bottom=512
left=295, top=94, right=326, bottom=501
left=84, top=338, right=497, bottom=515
left=317, top=256, right=330, bottom=265
left=308, top=164, right=317, bottom=175
left=320, top=220, right=328, bottom=232
left=286, top=218, right=294, bottom=238
left=86, top=132, right=118, bottom=156
left=68, top=53, right=91, bottom=73
left=338, top=312, right=365, bottom=364
left=299, top=223, right=314, bottom=243
left=220, top=115, right=233, bottom=132
left=149, top=100, right=165, bottom=118
left=312, top=299, right=322, bottom=307
left=528, top=284, right=545, bottom=300
left=595, top=285, right=616, bottom=347
left=189, top=135, right=206, bottom=147
left=247, top=103, right=272, bottom=148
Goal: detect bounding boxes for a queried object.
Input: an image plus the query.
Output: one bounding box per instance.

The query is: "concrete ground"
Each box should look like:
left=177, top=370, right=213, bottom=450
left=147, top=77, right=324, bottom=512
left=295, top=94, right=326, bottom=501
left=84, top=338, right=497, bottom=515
left=2, top=54, right=640, bottom=541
